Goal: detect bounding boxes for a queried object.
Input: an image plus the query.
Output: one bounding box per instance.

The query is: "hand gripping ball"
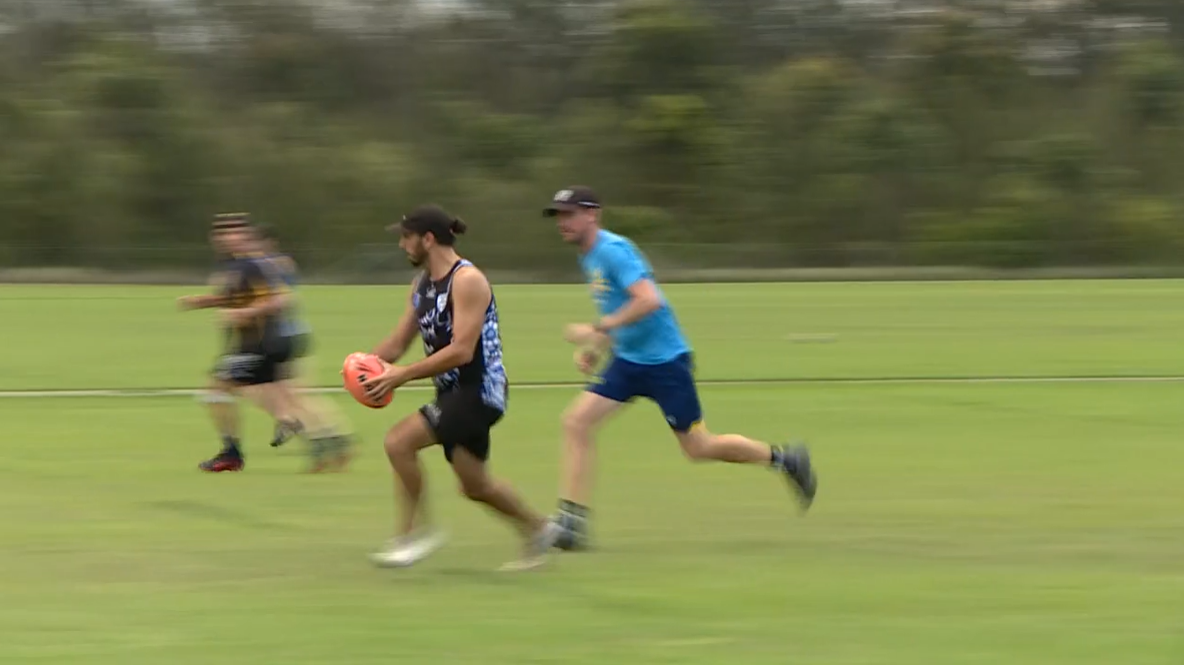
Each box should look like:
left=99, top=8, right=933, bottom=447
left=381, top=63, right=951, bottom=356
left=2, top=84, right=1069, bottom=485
left=342, top=352, right=393, bottom=409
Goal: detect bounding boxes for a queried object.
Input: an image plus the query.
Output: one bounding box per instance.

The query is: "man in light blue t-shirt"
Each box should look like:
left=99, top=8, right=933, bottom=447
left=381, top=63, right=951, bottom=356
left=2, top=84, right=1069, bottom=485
left=541, top=186, right=818, bottom=551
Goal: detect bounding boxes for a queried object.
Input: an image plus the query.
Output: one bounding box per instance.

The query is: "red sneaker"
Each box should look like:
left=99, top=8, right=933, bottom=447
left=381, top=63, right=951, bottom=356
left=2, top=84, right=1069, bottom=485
left=199, top=452, right=244, bottom=473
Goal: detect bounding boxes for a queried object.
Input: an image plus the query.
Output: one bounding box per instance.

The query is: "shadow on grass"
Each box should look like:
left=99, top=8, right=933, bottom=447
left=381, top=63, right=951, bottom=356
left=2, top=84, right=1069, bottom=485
left=146, top=499, right=298, bottom=531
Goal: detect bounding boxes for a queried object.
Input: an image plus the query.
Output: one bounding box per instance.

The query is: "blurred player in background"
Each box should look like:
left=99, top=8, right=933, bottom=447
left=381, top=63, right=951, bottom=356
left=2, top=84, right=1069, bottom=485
left=541, top=186, right=818, bottom=550
left=178, top=213, right=297, bottom=472
left=359, top=205, right=556, bottom=570
left=252, top=223, right=354, bottom=472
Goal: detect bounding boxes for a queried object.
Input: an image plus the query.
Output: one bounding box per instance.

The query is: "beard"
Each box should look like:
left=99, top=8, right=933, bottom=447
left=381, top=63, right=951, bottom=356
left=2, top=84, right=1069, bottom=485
left=406, top=252, right=426, bottom=267
left=558, top=224, right=584, bottom=244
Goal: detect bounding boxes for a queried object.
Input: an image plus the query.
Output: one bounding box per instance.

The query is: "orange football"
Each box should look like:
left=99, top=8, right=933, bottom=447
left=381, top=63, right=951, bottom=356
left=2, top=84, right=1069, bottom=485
left=342, top=352, right=393, bottom=409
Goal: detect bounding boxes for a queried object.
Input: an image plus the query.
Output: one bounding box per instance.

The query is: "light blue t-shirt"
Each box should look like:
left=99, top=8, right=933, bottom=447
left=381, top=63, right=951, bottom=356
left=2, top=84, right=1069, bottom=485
left=579, top=229, right=690, bottom=365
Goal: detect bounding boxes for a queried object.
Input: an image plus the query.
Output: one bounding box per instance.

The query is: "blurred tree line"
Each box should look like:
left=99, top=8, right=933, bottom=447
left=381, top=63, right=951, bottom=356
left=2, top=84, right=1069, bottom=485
left=2, top=0, right=1184, bottom=273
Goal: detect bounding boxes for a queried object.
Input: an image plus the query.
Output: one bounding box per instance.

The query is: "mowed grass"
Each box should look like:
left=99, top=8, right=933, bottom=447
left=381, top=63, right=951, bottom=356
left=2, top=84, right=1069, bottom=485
left=2, top=281, right=1184, bottom=664
left=6, top=279, right=1184, bottom=389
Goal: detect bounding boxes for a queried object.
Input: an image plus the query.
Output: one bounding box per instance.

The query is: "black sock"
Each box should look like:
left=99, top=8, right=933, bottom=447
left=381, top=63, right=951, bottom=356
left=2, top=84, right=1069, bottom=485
left=221, top=435, right=242, bottom=456
left=557, top=500, right=589, bottom=538
left=770, top=446, right=786, bottom=468
left=310, top=436, right=338, bottom=458
left=275, top=418, right=302, bottom=435
left=559, top=499, right=588, bottom=519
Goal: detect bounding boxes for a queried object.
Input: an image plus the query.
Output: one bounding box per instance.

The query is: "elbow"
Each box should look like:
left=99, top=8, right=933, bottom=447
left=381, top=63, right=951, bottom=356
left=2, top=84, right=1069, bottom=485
left=454, top=346, right=476, bottom=365
left=641, top=294, right=663, bottom=315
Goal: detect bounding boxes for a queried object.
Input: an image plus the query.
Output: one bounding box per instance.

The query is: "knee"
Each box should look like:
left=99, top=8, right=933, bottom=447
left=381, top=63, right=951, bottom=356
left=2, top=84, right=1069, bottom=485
left=383, top=430, right=415, bottom=459
left=202, top=387, right=236, bottom=405
left=678, top=431, right=713, bottom=462
left=561, top=407, right=592, bottom=440
left=680, top=441, right=711, bottom=462
left=457, top=476, right=493, bottom=503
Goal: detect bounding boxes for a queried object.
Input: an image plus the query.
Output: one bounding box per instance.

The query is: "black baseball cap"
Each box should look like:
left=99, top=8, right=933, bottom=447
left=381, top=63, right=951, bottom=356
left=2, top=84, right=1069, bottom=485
left=543, top=186, right=601, bottom=216
left=212, top=212, right=250, bottom=230
left=387, top=204, right=466, bottom=242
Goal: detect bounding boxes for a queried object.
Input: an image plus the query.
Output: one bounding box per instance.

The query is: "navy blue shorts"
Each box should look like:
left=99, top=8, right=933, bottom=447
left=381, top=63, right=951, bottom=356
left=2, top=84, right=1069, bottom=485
left=587, top=352, right=702, bottom=432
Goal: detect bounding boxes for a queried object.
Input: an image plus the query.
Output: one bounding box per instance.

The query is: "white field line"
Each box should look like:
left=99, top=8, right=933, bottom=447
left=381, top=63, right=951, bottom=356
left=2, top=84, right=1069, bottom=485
left=3, top=375, right=1184, bottom=398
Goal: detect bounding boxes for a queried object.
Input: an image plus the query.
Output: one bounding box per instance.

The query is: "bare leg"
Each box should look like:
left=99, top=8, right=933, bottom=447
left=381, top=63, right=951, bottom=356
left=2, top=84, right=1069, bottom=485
left=284, top=354, right=352, bottom=435
left=276, top=355, right=354, bottom=470
left=262, top=380, right=310, bottom=450
left=559, top=391, right=626, bottom=505
left=239, top=384, right=286, bottom=420
left=383, top=413, right=437, bottom=536
left=370, top=413, right=444, bottom=568
left=289, top=355, right=351, bottom=434
left=676, top=425, right=818, bottom=510
left=198, top=378, right=245, bottom=472
left=450, top=447, right=545, bottom=537
left=675, top=426, right=776, bottom=464
left=547, top=391, right=626, bottom=550
left=205, top=379, right=241, bottom=440
left=450, top=447, right=556, bottom=571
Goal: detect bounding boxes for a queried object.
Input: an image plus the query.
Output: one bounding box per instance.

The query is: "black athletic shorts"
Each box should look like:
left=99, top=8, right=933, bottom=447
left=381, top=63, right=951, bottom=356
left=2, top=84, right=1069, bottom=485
left=418, top=385, right=504, bottom=463
left=288, top=331, right=312, bottom=359
left=213, top=335, right=294, bottom=386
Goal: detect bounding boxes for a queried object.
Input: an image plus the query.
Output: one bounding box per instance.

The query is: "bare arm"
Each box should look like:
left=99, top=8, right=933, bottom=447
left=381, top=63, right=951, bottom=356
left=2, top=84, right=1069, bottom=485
left=396, top=267, right=489, bottom=382
left=564, top=277, right=662, bottom=356
left=595, top=279, right=663, bottom=332
left=372, top=275, right=422, bottom=363
left=565, top=322, right=613, bottom=352
left=179, top=293, right=227, bottom=310
left=178, top=270, right=231, bottom=310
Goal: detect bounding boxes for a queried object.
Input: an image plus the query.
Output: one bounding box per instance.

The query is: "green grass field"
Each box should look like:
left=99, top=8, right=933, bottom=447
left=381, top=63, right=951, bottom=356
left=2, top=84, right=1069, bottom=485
left=2, top=281, right=1183, bottom=664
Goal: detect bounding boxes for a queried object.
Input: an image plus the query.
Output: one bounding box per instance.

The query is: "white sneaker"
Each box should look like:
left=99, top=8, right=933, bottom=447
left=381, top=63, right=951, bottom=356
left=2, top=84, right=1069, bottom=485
left=497, top=521, right=562, bottom=572
left=370, top=529, right=447, bottom=568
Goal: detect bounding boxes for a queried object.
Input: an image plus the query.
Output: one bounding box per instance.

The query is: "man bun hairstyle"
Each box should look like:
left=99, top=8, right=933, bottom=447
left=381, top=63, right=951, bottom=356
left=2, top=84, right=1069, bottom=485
left=395, top=204, right=467, bottom=246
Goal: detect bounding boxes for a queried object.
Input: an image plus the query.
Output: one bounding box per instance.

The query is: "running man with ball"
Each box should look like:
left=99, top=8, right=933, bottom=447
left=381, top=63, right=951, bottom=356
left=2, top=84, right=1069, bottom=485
left=357, top=205, right=556, bottom=571
left=541, top=186, right=819, bottom=551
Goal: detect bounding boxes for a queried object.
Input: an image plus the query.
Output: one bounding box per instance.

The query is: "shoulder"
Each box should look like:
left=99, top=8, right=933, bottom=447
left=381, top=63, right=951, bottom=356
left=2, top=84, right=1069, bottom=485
left=453, top=263, right=490, bottom=290
left=275, top=255, right=297, bottom=273
left=452, top=264, right=492, bottom=301
left=595, top=233, right=648, bottom=280
left=598, top=232, right=642, bottom=261
left=600, top=230, right=629, bottom=245
left=226, top=256, right=254, bottom=276
left=243, top=254, right=271, bottom=275
left=243, top=254, right=285, bottom=285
